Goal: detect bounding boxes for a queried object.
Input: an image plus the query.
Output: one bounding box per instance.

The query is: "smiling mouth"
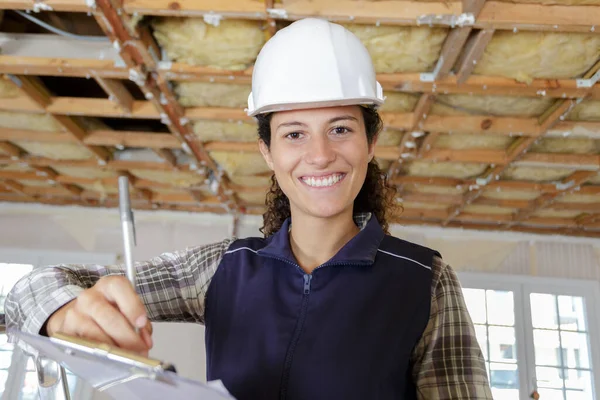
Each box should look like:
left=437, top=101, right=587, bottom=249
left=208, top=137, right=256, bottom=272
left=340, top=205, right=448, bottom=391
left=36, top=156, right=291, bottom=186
left=300, top=173, right=346, bottom=188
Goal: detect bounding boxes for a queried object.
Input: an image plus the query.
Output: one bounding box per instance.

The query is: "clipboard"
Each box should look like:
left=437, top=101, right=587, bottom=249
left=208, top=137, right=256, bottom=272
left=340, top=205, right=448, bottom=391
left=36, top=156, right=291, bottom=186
left=10, top=329, right=236, bottom=399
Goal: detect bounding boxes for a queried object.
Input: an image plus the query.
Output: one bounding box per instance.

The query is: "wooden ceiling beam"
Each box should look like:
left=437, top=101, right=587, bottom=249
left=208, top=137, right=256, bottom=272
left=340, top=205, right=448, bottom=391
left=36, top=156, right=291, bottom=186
left=91, top=0, right=238, bottom=212
left=0, top=141, right=24, bottom=158
left=454, top=29, right=495, bottom=84
left=507, top=170, right=598, bottom=225
left=117, top=0, right=600, bottom=32
left=4, top=97, right=599, bottom=138
left=6, top=75, right=52, bottom=109
left=0, top=179, right=35, bottom=199
left=93, top=75, right=135, bottom=114
left=0, top=56, right=129, bottom=79
left=387, top=94, right=436, bottom=178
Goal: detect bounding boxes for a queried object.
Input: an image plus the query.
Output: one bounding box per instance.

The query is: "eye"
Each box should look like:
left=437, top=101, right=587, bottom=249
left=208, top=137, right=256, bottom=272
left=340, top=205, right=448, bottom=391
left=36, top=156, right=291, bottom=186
left=331, top=126, right=352, bottom=135
left=285, top=132, right=303, bottom=140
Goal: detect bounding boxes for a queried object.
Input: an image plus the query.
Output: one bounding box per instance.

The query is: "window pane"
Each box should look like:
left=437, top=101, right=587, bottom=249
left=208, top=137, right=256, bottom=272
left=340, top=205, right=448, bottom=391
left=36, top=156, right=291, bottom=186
left=538, top=388, right=565, bottom=400
left=487, top=290, right=515, bottom=326
left=558, top=296, right=586, bottom=332
left=566, top=390, right=593, bottom=400
left=531, top=293, right=559, bottom=329
left=20, top=371, right=39, bottom=400
left=564, top=369, right=593, bottom=394
left=463, top=288, right=487, bottom=324
left=490, top=362, right=519, bottom=389
left=534, top=330, right=562, bottom=367
left=491, top=387, right=520, bottom=400
left=537, top=366, right=564, bottom=389
left=474, top=324, right=488, bottom=360
left=0, top=369, right=8, bottom=397
left=489, top=326, right=517, bottom=363
left=0, top=264, right=34, bottom=314
left=560, top=332, right=590, bottom=369
left=0, top=351, right=12, bottom=369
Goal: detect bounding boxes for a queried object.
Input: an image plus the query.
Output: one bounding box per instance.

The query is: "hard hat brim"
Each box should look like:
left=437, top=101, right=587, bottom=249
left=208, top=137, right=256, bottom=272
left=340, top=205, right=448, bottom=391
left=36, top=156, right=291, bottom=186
left=246, top=96, right=385, bottom=117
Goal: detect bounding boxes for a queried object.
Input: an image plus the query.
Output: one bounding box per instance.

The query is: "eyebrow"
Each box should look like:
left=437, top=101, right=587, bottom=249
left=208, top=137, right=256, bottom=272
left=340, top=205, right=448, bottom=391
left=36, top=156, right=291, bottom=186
left=276, top=115, right=359, bottom=131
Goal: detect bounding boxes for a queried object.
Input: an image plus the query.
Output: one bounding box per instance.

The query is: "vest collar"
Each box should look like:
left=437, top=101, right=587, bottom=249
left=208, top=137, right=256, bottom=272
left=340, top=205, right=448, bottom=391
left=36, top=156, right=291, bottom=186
left=257, top=213, right=385, bottom=267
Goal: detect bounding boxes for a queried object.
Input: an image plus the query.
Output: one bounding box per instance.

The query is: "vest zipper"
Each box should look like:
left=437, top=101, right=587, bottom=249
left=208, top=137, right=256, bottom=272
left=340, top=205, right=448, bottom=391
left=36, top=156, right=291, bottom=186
left=258, top=253, right=366, bottom=399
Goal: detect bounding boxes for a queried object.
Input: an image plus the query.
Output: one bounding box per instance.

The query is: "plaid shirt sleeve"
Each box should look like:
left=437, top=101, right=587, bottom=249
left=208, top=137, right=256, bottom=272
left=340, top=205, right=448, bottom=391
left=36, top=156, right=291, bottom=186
left=4, top=238, right=235, bottom=340
left=411, top=255, right=493, bottom=399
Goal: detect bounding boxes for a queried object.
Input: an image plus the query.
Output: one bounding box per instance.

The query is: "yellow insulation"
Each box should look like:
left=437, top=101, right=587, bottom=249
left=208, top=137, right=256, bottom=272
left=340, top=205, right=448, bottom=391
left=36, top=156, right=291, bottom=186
left=400, top=201, right=448, bottom=210
left=380, top=92, right=419, bottom=113
left=430, top=94, right=554, bottom=117
left=0, top=78, right=19, bottom=98
left=176, top=82, right=250, bottom=108
left=51, top=166, right=117, bottom=179
left=474, top=31, right=600, bottom=83
left=210, top=151, right=271, bottom=176
left=404, top=184, right=467, bottom=196
left=498, top=0, right=600, bottom=5
left=229, top=174, right=271, bottom=188
left=568, top=100, right=600, bottom=121
left=342, top=24, right=448, bottom=73
left=0, top=111, right=63, bottom=132
left=588, top=174, right=600, bottom=184
left=482, top=188, right=541, bottom=200
left=377, top=129, right=403, bottom=146
left=193, top=120, right=257, bottom=142
left=556, top=193, right=600, bottom=204
left=433, top=133, right=513, bottom=150
left=532, top=209, right=582, bottom=218
left=152, top=18, right=265, bottom=70
left=530, top=137, right=599, bottom=154
left=407, top=161, right=488, bottom=179
left=464, top=204, right=517, bottom=215
left=129, top=169, right=205, bottom=188
left=502, top=166, right=574, bottom=182
left=238, top=190, right=268, bottom=205
left=11, top=142, right=94, bottom=160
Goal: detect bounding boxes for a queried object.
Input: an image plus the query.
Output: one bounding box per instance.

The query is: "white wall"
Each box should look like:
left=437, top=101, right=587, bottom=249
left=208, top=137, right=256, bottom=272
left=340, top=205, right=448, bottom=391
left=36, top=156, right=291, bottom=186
left=1, top=202, right=599, bottom=385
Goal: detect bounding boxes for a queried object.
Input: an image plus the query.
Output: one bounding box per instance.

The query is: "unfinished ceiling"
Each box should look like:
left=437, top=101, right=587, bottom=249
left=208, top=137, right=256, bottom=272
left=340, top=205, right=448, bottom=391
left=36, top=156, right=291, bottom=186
left=0, top=0, right=599, bottom=238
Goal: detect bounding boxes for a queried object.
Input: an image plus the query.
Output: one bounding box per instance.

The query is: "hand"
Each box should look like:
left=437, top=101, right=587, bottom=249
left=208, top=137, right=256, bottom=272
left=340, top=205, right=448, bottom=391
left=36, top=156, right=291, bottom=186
left=45, top=276, right=153, bottom=357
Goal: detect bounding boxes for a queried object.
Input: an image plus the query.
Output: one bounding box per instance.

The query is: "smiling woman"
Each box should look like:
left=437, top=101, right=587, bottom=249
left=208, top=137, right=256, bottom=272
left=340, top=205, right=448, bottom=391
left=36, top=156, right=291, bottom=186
left=5, top=17, right=493, bottom=400
left=256, top=106, right=397, bottom=239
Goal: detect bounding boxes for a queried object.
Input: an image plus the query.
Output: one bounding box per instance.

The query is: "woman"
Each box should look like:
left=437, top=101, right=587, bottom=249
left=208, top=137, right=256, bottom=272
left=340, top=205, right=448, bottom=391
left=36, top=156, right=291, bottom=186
left=6, top=18, right=492, bottom=399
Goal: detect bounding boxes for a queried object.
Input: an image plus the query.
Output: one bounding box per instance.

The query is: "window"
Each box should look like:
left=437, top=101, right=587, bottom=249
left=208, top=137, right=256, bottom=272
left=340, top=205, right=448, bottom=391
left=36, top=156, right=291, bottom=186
left=530, top=293, right=594, bottom=400
left=460, top=273, right=600, bottom=400
left=0, top=263, right=34, bottom=400
left=0, top=250, right=116, bottom=400
left=463, top=288, right=519, bottom=400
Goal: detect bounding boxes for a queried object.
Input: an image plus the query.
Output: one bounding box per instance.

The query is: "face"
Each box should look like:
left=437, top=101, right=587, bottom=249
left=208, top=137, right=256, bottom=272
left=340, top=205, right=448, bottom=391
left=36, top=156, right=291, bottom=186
left=259, top=105, right=376, bottom=220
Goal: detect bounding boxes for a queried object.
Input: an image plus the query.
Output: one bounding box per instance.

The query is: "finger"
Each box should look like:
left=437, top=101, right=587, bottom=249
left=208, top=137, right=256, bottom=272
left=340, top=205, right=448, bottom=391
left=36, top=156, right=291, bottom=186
left=62, top=308, right=118, bottom=347
left=98, top=276, right=148, bottom=329
left=79, top=293, right=148, bottom=353
left=145, top=319, right=153, bottom=336
left=140, top=327, right=153, bottom=350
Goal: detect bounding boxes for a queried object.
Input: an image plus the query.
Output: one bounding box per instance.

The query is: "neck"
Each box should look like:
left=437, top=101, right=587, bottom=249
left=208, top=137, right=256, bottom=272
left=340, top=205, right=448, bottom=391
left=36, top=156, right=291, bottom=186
left=288, top=208, right=361, bottom=274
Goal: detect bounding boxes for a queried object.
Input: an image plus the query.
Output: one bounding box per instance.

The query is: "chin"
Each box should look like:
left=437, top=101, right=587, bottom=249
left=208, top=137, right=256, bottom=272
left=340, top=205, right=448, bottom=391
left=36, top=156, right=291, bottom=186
left=302, top=202, right=351, bottom=219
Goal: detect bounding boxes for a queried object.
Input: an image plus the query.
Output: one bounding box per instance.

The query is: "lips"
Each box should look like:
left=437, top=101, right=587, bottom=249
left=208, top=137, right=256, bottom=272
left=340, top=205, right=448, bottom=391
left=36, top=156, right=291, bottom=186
left=300, top=173, right=345, bottom=188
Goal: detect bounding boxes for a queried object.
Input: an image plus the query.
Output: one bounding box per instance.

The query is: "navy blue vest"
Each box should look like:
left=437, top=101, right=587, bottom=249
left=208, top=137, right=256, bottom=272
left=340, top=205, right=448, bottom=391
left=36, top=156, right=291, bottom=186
left=205, top=215, right=439, bottom=400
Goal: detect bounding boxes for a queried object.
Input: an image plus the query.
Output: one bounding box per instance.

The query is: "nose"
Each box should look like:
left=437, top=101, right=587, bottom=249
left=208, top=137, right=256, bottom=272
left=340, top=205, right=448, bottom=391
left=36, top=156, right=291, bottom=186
left=305, top=135, right=336, bottom=167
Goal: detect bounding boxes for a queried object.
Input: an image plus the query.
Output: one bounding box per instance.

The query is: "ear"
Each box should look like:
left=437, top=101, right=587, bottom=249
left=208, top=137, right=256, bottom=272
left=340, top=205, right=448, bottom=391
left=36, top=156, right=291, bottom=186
left=258, top=139, right=275, bottom=171
left=367, top=132, right=379, bottom=163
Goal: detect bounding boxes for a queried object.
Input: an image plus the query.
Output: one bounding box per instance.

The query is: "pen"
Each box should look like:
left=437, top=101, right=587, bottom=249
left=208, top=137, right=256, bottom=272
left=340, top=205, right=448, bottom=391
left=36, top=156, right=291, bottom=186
left=118, top=175, right=138, bottom=333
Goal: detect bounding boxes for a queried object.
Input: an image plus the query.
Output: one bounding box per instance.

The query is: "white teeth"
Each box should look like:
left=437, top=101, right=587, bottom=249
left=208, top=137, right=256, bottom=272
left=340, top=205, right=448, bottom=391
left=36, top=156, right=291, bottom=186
left=303, top=174, right=343, bottom=187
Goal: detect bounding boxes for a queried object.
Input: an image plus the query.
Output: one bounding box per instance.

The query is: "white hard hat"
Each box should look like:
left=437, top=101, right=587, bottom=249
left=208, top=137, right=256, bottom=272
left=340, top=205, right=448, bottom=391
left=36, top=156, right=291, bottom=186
left=246, top=18, right=385, bottom=117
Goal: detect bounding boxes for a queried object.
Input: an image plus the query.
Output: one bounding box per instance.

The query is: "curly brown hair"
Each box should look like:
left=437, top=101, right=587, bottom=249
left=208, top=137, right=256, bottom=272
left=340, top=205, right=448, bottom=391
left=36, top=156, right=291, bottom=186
left=256, top=106, right=398, bottom=237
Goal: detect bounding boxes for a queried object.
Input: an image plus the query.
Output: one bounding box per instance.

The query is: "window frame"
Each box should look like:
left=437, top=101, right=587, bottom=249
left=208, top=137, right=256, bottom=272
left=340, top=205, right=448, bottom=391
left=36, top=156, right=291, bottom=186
left=459, top=272, right=600, bottom=400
